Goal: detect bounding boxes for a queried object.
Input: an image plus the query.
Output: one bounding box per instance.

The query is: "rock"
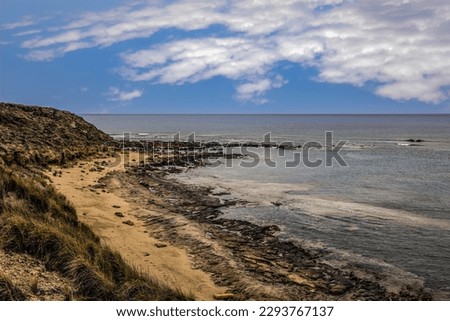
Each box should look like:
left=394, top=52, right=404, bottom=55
left=287, top=274, right=315, bottom=288
left=242, top=257, right=257, bottom=265
left=122, top=220, right=134, bottom=226
left=276, top=261, right=292, bottom=269
left=112, top=205, right=121, bottom=208
left=256, top=263, right=272, bottom=272
left=139, top=180, right=149, bottom=187
left=243, top=254, right=275, bottom=266
left=155, top=243, right=168, bottom=248
left=213, top=293, right=234, bottom=300
left=328, top=284, right=348, bottom=295
left=93, top=183, right=107, bottom=189
left=114, top=212, right=124, bottom=218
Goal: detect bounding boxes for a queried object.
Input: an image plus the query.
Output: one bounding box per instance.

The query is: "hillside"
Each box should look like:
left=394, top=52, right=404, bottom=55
left=0, top=102, right=189, bottom=300
left=0, top=102, right=113, bottom=167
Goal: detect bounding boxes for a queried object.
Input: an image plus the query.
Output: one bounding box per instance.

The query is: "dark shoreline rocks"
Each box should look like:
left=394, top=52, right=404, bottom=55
left=114, top=148, right=431, bottom=300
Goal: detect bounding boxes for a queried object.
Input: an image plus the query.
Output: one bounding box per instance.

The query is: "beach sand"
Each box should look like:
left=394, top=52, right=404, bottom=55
left=49, top=152, right=227, bottom=300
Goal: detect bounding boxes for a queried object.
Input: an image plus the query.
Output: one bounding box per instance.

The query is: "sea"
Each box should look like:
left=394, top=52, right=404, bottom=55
left=83, top=114, right=450, bottom=298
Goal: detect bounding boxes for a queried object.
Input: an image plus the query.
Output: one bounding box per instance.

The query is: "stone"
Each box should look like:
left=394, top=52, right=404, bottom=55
left=155, top=243, right=168, bottom=248
left=122, top=220, right=134, bottom=226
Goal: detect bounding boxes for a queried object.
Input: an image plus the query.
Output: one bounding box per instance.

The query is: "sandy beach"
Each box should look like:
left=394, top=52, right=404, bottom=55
left=49, top=152, right=227, bottom=300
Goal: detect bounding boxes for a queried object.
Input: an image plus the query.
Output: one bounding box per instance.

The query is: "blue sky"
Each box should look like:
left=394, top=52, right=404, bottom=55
left=1, top=0, right=450, bottom=114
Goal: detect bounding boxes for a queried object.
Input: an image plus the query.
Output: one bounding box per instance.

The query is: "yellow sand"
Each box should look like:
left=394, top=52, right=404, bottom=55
left=49, top=152, right=226, bottom=300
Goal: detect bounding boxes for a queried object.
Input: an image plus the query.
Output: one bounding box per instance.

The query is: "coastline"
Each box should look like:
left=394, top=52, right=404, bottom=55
left=0, top=103, right=438, bottom=300
left=49, top=145, right=431, bottom=300
left=49, top=153, right=227, bottom=300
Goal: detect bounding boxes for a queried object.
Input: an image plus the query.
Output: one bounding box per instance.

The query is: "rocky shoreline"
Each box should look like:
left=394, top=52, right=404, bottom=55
left=103, top=139, right=431, bottom=300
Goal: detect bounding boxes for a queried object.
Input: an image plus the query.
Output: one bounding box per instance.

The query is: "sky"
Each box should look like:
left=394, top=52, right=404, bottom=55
left=1, top=0, right=450, bottom=114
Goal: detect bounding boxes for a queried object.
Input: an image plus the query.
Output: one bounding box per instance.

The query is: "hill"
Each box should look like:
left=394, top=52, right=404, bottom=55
left=0, top=102, right=113, bottom=167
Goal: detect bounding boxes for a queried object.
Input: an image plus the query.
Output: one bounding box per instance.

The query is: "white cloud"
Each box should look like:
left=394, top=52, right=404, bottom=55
left=1, top=17, right=38, bottom=30
left=14, top=29, right=41, bottom=37
left=8, top=0, right=450, bottom=104
left=235, top=76, right=287, bottom=104
left=119, top=37, right=277, bottom=83
left=106, top=87, right=143, bottom=102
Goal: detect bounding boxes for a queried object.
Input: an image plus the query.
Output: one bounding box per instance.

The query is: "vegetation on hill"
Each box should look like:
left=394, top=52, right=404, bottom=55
left=0, top=102, right=113, bottom=167
left=0, top=103, right=190, bottom=300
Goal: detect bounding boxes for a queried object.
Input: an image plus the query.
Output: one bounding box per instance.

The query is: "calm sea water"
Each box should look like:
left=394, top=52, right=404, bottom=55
left=83, top=114, right=450, bottom=297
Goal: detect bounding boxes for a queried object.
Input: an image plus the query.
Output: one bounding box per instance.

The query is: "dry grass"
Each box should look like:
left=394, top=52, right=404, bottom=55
left=0, top=165, right=191, bottom=300
left=0, top=273, right=27, bottom=300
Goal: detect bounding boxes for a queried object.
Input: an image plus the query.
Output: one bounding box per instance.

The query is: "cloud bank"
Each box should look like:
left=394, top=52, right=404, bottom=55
left=8, top=0, right=450, bottom=104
